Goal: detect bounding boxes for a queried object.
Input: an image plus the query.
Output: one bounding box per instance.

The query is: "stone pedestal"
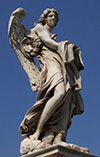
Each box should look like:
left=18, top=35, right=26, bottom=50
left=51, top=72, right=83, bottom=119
left=22, top=143, right=99, bottom=157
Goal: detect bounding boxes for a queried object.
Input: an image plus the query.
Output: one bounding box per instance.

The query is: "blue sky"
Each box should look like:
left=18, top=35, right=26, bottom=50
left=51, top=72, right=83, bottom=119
left=0, top=0, right=100, bottom=156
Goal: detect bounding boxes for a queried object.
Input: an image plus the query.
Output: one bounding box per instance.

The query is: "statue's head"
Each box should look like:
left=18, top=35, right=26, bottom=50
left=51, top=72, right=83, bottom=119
left=39, top=8, right=59, bottom=27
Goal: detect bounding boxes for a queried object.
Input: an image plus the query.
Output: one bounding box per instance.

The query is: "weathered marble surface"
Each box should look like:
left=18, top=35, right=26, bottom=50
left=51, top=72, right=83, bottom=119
left=21, top=143, right=99, bottom=157
left=20, top=138, right=89, bottom=155
left=8, top=8, right=85, bottom=156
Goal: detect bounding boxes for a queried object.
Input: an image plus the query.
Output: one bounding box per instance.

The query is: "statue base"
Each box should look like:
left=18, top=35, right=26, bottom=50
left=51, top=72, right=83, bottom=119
left=21, top=142, right=99, bottom=157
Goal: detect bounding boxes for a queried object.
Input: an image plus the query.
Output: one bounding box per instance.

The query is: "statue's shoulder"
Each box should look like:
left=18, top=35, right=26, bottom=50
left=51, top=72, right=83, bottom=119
left=34, top=23, right=44, bottom=33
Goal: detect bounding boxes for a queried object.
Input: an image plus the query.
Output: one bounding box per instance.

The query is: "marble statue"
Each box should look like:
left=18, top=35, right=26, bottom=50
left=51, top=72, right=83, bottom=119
left=8, top=8, right=86, bottom=155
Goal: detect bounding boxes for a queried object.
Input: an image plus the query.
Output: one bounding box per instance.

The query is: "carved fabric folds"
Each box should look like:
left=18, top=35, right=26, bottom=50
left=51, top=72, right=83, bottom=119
left=19, top=41, right=84, bottom=140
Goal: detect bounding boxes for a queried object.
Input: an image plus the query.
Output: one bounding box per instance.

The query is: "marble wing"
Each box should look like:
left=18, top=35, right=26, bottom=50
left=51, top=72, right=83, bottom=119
left=8, top=8, right=40, bottom=91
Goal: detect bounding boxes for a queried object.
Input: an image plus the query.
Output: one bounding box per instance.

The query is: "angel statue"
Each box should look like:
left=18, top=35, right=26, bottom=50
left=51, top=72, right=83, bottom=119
left=8, top=8, right=86, bottom=155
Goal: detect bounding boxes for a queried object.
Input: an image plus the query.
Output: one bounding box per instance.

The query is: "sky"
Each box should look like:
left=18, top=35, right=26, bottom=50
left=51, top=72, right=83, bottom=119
left=0, top=0, right=100, bottom=156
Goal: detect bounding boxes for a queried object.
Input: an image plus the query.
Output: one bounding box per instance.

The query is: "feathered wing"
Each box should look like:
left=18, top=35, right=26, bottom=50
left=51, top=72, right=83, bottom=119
left=8, top=8, right=40, bottom=91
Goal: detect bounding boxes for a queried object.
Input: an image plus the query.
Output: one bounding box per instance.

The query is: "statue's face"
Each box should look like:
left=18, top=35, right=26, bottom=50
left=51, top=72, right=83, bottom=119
left=46, top=11, right=57, bottom=27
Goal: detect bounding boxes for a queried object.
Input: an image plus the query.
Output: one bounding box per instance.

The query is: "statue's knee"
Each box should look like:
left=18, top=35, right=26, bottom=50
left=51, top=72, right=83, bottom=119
left=56, top=90, right=65, bottom=100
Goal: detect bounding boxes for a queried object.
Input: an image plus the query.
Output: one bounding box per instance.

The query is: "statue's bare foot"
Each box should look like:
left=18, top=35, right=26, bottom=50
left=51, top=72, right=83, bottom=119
left=30, top=130, right=40, bottom=140
left=53, top=131, right=65, bottom=144
left=53, top=133, right=62, bottom=144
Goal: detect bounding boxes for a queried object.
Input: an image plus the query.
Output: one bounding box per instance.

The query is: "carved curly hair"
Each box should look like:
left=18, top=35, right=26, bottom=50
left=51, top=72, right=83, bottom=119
left=39, top=8, right=59, bottom=27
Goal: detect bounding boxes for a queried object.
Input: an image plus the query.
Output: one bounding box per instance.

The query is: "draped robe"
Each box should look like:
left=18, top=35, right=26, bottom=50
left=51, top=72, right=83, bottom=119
left=19, top=35, right=84, bottom=140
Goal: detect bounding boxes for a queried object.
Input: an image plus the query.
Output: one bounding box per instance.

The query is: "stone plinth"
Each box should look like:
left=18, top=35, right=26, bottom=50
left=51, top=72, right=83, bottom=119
left=22, top=143, right=99, bottom=157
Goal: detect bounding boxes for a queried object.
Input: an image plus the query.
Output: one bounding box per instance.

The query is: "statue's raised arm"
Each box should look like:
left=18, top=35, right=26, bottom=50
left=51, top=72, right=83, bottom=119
left=8, top=8, right=86, bottom=156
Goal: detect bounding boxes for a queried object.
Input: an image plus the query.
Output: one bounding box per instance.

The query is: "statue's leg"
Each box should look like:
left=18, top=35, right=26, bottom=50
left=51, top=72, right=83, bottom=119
left=30, top=81, right=66, bottom=140
left=53, top=88, right=73, bottom=144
